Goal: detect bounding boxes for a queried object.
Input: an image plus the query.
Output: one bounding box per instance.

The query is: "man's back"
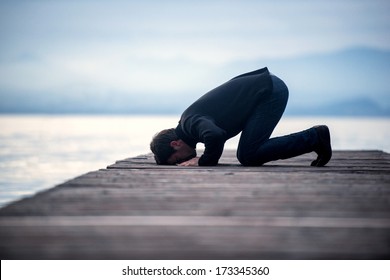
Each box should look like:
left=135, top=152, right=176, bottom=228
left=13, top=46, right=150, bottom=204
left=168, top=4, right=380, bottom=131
left=178, top=67, right=273, bottom=139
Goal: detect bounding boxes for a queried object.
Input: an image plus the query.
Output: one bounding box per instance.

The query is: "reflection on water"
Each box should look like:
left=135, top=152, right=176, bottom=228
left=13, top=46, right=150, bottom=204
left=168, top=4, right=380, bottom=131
left=0, top=115, right=389, bottom=207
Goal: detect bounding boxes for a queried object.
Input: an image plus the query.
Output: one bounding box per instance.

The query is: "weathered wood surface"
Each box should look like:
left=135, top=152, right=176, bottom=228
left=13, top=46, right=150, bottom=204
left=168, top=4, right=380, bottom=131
left=0, top=150, right=389, bottom=259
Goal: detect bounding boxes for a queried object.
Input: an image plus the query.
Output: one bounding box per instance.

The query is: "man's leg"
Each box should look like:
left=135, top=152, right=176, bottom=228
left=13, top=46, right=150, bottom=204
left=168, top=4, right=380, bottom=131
left=237, top=75, right=331, bottom=166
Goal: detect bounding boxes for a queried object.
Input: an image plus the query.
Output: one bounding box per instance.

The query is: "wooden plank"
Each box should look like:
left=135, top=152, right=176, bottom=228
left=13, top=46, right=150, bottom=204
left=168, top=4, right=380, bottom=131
left=1, top=216, right=390, bottom=228
left=0, top=150, right=389, bottom=260
left=1, top=225, right=388, bottom=260
left=107, top=151, right=390, bottom=173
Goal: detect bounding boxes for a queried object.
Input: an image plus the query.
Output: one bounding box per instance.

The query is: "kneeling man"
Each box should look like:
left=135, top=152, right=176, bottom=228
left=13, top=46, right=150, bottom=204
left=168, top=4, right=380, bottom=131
left=150, top=67, right=331, bottom=167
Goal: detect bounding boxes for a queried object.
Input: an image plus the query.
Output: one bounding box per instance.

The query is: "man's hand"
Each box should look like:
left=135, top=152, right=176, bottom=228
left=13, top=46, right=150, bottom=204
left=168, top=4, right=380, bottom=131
left=178, top=157, right=200, bottom=166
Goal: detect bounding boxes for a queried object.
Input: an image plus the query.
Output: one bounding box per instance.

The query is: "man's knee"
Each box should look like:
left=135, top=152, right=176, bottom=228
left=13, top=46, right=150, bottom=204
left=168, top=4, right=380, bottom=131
left=237, top=150, right=265, bottom=166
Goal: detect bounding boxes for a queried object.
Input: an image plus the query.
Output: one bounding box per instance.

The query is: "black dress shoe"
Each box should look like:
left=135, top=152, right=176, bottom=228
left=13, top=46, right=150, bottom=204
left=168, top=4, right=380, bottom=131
left=311, top=125, right=332, bottom=167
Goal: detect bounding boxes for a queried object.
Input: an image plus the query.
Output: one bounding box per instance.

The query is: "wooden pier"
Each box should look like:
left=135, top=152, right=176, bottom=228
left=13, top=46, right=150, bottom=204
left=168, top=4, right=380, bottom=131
left=0, top=150, right=389, bottom=259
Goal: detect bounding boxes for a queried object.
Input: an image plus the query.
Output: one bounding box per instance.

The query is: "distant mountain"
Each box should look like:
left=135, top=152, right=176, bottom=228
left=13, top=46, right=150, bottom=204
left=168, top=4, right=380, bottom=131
left=284, top=97, right=390, bottom=116
left=0, top=47, right=389, bottom=116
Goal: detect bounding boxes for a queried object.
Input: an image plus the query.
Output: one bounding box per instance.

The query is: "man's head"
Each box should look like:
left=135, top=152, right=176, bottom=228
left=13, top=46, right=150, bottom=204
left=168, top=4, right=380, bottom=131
left=150, top=128, right=196, bottom=165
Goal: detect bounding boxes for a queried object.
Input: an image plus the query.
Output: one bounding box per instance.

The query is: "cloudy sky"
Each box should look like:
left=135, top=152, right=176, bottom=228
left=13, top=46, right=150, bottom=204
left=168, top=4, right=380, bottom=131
left=0, top=0, right=389, bottom=109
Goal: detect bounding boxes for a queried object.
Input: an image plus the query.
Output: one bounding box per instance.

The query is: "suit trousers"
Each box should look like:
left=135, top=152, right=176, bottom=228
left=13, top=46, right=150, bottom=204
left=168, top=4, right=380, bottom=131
left=236, top=74, right=319, bottom=166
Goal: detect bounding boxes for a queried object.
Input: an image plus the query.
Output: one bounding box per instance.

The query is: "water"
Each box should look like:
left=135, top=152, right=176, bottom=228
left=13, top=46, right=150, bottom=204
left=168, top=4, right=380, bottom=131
left=0, top=115, right=389, bottom=207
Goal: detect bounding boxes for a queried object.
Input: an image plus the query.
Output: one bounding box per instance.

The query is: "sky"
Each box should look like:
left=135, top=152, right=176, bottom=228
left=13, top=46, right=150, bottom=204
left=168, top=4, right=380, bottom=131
left=0, top=0, right=389, bottom=111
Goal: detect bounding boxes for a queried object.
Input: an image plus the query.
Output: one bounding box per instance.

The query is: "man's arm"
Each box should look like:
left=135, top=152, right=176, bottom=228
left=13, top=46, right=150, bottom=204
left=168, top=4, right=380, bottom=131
left=188, top=116, right=226, bottom=166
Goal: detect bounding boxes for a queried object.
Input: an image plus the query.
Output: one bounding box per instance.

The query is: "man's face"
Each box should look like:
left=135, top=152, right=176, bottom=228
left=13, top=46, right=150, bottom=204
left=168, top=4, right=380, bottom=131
left=166, top=140, right=197, bottom=165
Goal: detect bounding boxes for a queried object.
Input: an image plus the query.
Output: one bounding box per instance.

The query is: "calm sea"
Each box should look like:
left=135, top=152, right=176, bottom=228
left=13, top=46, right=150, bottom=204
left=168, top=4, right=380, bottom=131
left=0, top=115, right=389, bottom=207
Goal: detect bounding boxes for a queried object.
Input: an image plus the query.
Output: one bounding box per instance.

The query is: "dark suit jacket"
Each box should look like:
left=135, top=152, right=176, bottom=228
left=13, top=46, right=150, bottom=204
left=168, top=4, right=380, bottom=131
left=175, top=67, right=273, bottom=166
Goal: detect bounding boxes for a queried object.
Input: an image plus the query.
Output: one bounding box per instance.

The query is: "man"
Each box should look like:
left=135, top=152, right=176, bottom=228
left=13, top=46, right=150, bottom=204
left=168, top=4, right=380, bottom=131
left=150, top=67, right=332, bottom=167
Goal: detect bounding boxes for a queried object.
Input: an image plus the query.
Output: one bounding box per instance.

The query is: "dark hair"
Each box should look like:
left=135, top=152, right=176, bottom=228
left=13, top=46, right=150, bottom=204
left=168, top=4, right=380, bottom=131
left=150, top=128, right=178, bottom=165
